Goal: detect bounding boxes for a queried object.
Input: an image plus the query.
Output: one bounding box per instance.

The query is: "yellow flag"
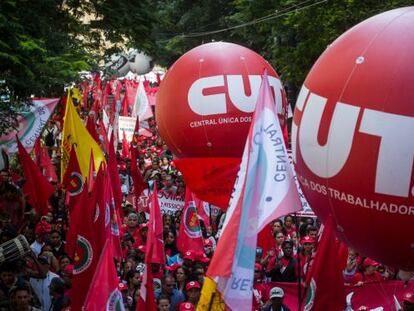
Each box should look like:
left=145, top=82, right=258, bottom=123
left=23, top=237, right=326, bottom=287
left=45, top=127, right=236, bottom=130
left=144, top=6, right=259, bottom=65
left=61, top=93, right=105, bottom=180
left=71, top=87, right=82, bottom=103
left=197, top=277, right=225, bottom=311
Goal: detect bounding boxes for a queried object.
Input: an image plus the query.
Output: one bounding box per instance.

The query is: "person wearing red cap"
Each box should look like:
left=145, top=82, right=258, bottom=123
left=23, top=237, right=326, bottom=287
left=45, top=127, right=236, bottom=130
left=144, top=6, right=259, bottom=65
left=31, top=220, right=52, bottom=256
left=253, top=263, right=268, bottom=311
left=350, top=258, right=383, bottom=286
left=402, top=291, right=414, bottom=311
left=297, top=236, right=315, bottom=280
left=184, top=281, right=201, bottom=308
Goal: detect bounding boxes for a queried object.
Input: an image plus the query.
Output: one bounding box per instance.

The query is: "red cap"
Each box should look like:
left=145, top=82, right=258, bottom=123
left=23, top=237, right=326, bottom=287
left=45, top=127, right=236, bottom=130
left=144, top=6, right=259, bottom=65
left=197, top=252, right=210, bottom=263
left=183, top=250, right=196, bottom=261
left=35, top=221, right=52, bottom=235
left=403, top=291, right=414, bottom=303
left=362, top=258, right=379, bottom=268
left=134, top=244, right=146, bottom=253
left=300, top=236, right=315, bottom=245
left=204, top=239, right=213, bottom=247
left=179, top=302, right=195, bottom=311
left=185, top=281, right=201, bottom=291
left=63, top=264, right=74, bottom=276
left=255, top=263, right=263, bottom=271
left=165, top=263, right=182, bottom=272
left=118, top=283, right=128, bottom=291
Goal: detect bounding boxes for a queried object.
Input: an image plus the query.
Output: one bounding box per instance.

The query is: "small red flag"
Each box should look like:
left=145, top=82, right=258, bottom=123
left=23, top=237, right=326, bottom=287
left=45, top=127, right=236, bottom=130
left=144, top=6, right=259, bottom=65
left=86, top=115, right=100, bottom=144
left=17, top=137, right=54, bottom=216
left=147, top=184, right=165, bottom=264
left=121, top=130, right=129, bottom=159
left=108, top=133, right=123, bottom=219
left=177, top=188, right=204, bottom=254
left=62, top=147, right=85, bottom=211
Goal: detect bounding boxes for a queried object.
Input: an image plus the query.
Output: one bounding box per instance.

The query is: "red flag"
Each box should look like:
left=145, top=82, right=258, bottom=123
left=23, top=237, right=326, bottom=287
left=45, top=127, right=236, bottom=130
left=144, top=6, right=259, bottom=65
left=130, top=148, right=146, bottom=198
left=121, top=89, right=129, bottom=116
left=174, top=157, right=240, bottom=209
left=90, top=165, right=108, bottom=253
left=193, top=194, right=210, bottom=227
left=62, top=147, right=85, bottom=210
left=108, top=133, right=123, bottom=218
left=137, top=241, right=156, bottom=311
left=121, top=130, right=129, bottom=159
left=33, top=137, right=42, bottom=166
left=70, top=184, right=99, bottom=310
left=147, top=184, right=165, bottom=264
left=177, top=188, right=204, bottom=254
left=303, top=216, right=346, bottom=310
left=99, top=119, right=110, bottom=154
left=88, top=150, right=96, bottom=193
left=17, top=137, right=54, bottom=216
left=83, top=240, right=123, bottom=310
left=86, top=115, right=100, bottom=144
left=40, top=147, right=58, bottom=182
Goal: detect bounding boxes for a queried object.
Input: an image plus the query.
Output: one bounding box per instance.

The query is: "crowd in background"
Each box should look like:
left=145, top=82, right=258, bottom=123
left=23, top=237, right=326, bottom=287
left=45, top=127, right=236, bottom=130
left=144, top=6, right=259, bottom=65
left=0, top=97, right=413, bottom=311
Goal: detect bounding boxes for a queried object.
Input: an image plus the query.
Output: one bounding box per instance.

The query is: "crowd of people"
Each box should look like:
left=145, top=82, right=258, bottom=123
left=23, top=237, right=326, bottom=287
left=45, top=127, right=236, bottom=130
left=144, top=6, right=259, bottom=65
left=0, top=98, right=413, bottom=311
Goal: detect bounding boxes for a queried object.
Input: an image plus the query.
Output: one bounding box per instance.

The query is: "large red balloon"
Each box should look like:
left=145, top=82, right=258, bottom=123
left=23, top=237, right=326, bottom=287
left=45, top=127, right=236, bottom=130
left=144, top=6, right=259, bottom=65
left=292, top=7, right=414, bottom=270
left=156, top=42, right=287, bottom=158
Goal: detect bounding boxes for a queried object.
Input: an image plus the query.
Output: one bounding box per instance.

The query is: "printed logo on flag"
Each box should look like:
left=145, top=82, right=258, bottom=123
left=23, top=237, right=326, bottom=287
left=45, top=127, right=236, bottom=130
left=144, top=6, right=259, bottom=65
left=303, top=278, right=316, bottom=311
left=184, top=202, right=202, bottom=238
left=68, top=172, right=84, bottom=196
left=106, top=289, right=124, bottom=311
left=73, top=235, right=93, bottom=274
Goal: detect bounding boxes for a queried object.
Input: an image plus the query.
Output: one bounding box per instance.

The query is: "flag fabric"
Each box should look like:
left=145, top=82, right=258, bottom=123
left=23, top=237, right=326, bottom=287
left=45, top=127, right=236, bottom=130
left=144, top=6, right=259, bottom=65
left=198, top=73, right=301, bottom=311
left=174, top=157, right=240, bottom=209
left=83, top=240, right=124, bottom=311
left=193, top=194, right=210, bottom=227
left=0, top=98, right=59, bottom=153
left=130, top=147, right=146, bottom=198
left=17, top=138, right=54, bottom=216
left=61, top=93, right=105, bottom=181
left=88, top=150, right=96, bottom=193
left=132, top=80, right=153, bottom=121
left=121, top=130, right=129, bottom=159
left=108, top=133, right=123, bottom=217
left=99, top=119, right=110, bottom=154
left=70, top=183, right=100, bottom=310
left=39, top=146, right=58, bottom=182
left=302, top=216, right=346, bottom=311
left=62, top=146, right=85, bottom=210
left=147, top=184, right=165, bottom=264
left=137, top=240, right=157, bottom=311
left=86, top=115, right=100, bottom=145
left=177, top=188, right=204, bottom=254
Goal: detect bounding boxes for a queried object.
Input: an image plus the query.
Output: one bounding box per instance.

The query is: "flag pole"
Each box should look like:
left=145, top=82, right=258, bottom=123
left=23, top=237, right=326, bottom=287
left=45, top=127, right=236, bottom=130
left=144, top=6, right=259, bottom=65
left=294, top=212, right=302, bottom=309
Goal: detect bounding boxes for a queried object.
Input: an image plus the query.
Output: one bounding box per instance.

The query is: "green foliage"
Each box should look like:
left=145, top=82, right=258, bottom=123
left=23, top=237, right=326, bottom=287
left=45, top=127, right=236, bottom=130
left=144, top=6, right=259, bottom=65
left=153, top=0, right=414, bottom=102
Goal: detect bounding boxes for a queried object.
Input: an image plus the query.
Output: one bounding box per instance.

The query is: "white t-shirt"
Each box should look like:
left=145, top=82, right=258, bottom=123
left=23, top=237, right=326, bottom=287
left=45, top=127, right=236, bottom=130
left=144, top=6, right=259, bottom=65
left=30, top=271, right=60, bottom=311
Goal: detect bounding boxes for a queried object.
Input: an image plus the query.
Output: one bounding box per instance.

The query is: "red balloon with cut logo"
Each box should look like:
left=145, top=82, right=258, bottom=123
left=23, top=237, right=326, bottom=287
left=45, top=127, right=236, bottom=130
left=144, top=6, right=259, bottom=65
left=292, top=7, right=414, bottom=270
left=156, top=42, right=287, bottom=208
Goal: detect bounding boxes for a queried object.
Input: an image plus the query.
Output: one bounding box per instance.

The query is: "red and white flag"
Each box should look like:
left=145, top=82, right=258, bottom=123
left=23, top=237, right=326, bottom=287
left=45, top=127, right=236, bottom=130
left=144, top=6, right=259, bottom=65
left=199, top=72, right=301, bottom=310
left=177, top=188, right=204, bottom=254
left=83, top=241, right=124, bottom=311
